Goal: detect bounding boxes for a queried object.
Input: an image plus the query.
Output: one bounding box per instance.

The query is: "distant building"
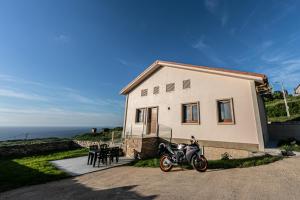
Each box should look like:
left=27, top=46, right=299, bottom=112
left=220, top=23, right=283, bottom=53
left=295, top=84, right=300, bottom=96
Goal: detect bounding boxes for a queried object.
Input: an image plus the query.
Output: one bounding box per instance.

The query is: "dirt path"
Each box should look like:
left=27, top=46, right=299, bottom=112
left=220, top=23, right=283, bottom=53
left=1, top=157, right=300, bottom=200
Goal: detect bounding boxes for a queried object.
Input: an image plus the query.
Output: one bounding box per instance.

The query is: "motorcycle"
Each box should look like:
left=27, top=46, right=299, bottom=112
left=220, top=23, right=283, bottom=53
left=158, top=136, right=208, bottom=172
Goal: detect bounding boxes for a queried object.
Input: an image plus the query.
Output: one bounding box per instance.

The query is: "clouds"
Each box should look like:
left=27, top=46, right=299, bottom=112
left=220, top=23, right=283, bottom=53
left=54, top=34, right=70, bottom=43
left=204, top=0, right=229, bottom=27
left=192, top=35, right=225, bottom=66
left=0, top=73, right=124, bottom=126
left=0, top=107, right=122, bottom=126
left=0, top=88, right=47, bottom=101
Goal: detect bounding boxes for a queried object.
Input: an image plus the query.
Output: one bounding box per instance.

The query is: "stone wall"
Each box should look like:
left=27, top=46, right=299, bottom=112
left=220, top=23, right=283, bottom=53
left=72, top=140, right=101, bottom=148
left=125, top=136, right=254, bottom=160
left=0, top=141, right=78, bottom=157
left=124, top=137, right=142, bottom=159
left=203, top=146, right=251, bottom=160
left=125, top=137, right=159, bottom=159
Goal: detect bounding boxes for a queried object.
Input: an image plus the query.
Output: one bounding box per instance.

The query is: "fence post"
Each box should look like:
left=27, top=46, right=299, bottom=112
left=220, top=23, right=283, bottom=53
left=111, top=131, right=114, bottom=144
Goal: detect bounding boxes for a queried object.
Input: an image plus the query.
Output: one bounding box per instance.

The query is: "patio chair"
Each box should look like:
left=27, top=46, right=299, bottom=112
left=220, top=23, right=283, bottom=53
left=87, top=145, right=99, bottom=165
left=94, top=143, right=109, bottom=167
left=109, top=147, right=120, bottom=164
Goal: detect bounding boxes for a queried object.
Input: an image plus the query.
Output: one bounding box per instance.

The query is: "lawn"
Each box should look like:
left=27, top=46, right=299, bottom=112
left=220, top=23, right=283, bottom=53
left=129, top=155, right=283, bottom=169
left=0, top=148, right=88, bottom=192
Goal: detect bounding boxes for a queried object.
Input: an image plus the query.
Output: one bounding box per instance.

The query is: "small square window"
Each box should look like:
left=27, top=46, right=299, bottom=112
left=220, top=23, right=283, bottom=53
left=217, top=99, right=235, bottom=124
left=166, top=83, right=175, bottom=92
left=182, top=102, right=200, bottom=124
left=153, top=86, right=159, bottom=95
left=141, top=89, right=148, bottom=96
left=183, top=79, right=191, bottom=89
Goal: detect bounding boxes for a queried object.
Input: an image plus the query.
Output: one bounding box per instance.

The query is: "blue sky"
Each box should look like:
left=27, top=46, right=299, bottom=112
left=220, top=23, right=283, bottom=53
left=0, top=0, right=299, bottom=126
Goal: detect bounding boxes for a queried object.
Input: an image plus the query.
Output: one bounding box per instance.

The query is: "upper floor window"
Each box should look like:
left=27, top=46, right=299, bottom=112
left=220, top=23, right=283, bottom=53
left=141, top=89, right=148, bottom=97
left=182, top=102, right=200, bottom=124
left=217, top=98, right=235, bottom=124
left=166, top=83, right=175, bottom=92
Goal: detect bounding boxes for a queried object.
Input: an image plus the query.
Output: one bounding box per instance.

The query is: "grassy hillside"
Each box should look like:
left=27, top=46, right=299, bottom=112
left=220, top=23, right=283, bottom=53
left=265, top=95, right=300, bottom=122
left=73, top=127, right=122, bottom=141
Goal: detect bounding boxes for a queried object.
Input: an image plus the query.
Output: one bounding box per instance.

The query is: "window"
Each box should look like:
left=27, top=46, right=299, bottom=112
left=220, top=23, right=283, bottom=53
left=217, top=99, right=234, bottom=124
left=183, top=79, right=191, bottom=89
left=153, top=86, right=159, bottom=95
left=135, top=108, right=145, bottom=123
left=141, top=89, right=148, bottom=96
left=182, top=102, right=199, bottom=124
left=166, top=83, right=175, bottom=92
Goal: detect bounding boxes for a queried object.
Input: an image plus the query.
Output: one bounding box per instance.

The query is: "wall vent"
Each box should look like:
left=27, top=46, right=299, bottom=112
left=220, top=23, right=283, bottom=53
left=141, top=89, right=148, bottom=96
left=183, top=79, right=191, bottom=89
left=166, top=83, right=175, bottom=92
left=153, top=86, right=159, bottom=94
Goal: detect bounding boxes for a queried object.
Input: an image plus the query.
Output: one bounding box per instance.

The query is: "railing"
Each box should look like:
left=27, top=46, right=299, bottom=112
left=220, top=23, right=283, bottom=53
left=123, top=124, right=173, bottom=142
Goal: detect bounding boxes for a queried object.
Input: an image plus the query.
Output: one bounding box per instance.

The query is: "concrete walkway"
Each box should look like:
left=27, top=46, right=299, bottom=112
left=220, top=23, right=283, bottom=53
left=50, top=156, right=133, bottom=176
left=2, top=157, right=300, bottom=200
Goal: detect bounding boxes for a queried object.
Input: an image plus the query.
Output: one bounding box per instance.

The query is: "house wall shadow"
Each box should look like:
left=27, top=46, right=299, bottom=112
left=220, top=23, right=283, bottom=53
left=1, top=159, right=158, bottom=199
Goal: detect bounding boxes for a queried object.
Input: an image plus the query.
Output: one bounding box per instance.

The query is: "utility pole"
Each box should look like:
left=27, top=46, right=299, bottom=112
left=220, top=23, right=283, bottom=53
left=276, top=81, right=290, bottom=118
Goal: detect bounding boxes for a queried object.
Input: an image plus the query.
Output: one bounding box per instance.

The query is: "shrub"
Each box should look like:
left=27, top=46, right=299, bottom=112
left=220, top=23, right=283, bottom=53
left=266, top=100, right=300, bottom=117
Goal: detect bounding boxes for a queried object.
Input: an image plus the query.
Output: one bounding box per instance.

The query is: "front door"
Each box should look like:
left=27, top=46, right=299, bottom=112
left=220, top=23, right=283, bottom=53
left=146, top=107, right=158, bottom=135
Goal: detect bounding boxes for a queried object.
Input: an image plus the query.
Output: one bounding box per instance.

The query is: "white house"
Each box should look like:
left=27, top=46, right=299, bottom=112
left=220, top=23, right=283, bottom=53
left=120, top=60, right=270, bottom=160
left=295, top=84, right=300, bottom=96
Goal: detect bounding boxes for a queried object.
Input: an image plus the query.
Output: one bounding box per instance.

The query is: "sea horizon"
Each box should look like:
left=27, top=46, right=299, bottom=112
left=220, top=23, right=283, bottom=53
left=0, top=126, right=117, bottom=141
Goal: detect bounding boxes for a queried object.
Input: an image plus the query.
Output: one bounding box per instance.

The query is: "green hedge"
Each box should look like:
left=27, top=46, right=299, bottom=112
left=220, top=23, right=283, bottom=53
left=266, top=100, right=300, bottom=117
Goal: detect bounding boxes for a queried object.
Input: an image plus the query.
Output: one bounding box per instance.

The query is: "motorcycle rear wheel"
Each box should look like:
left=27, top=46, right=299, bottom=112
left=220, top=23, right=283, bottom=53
left=159, top=155, right=173, bottom=172
left=191, top=155, right=208, bottom=172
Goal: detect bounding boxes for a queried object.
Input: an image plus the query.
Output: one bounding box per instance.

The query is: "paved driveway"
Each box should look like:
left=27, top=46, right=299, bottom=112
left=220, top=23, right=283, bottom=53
left=1, top=157, right=300, bottom=200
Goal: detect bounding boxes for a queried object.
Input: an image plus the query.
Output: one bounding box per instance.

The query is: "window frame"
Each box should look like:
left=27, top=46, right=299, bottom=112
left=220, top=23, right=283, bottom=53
left=135, top=108, right=145, bottom=124
left=216, top=98, right=235, bottom=125
left=181, top=101, right=200, bottom=125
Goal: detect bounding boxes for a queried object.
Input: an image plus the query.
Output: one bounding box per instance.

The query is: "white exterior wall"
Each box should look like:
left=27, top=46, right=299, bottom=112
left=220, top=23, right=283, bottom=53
left=124, top=67, right=262, bottom=148
left=295, top=86, right=300, bottom=96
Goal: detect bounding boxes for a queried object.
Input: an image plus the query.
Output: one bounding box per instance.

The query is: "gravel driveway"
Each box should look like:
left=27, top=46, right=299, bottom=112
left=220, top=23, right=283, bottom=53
left=1, top=157, right=300, bottom=200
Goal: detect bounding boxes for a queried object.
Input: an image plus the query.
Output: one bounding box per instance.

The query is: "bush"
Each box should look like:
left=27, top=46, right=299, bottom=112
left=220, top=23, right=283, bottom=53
left=266, top=100, right=300, bottom=117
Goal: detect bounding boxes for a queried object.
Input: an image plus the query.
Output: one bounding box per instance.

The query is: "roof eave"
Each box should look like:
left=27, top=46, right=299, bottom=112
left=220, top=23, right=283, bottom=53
left=120, top=60, right=267, bottom=95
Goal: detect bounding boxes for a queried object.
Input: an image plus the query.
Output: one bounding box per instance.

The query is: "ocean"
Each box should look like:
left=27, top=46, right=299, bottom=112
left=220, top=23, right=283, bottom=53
left=0, top=126, right=107, bottom=141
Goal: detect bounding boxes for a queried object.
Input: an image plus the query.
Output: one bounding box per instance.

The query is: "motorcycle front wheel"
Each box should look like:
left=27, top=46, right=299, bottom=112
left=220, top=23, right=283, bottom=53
left=191, top=155, right=208, bottom=172
left=159, top=155, right=173, bottom=172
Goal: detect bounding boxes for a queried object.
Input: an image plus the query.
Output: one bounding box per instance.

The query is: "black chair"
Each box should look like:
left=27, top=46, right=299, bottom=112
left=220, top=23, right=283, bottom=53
left=94, top=144, right=109, bottom=167
left=87, top=145, right=99, bottom=165
left=109, top=147, right=120, bottom=164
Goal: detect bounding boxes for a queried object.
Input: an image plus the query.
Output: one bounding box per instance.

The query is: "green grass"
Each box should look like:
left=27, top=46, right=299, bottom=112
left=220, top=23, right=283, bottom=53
left=265, top=95, right=300, bottom=122
left=268, top=113, right=300, bottom=123
left=129, top=155, right=283, bottom=169
left=73, top=131, right=122, bottom=142
left=0, top=137, right=71, bottom=147
left=0, top=148, right=88, bottom=192
left=208, top=155, right=282, bottom=169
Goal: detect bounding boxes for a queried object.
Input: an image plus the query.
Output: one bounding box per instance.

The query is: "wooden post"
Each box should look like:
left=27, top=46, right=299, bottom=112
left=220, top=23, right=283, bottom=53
left=112, top=131, right=114, bottom=144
